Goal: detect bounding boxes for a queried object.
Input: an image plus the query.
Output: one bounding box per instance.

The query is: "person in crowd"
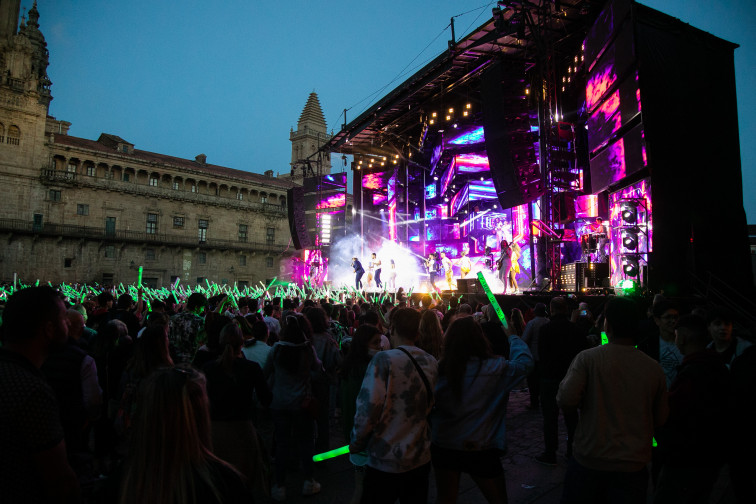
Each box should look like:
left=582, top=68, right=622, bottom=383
left=536, top=296, right=587, bottom=465
left=654, top=315, right=730, bottom=503
left=169, top=292, right=207, bottom=365
left=417, top=307, right=444, bottom=360
left=192, top=311, right=227, bottom=370
left=350, top=308, right=438, bottom=504
left=557, top=297, right=668, bottom=504
left=706, top=306, right=752, bottom=368
left=339, top=324, right=383, bottom=504
left=42, top=308, right=102, bottom=459
left=107, top=292, right=143, bottom=339
left=107, top=366, right=251, bottom=503
left=729, top=344, right=756, bottom=503
left=480, top=304, right=510, bottom=359
left=0, top=286, right=80, bottom=502
left=509, top=308, right=526, bottom=336
left=263, top=303, right=282, bottom=340
left=91, top=318, right=133, bottom=470
left=431, top=315, right=533, bottom=504
left=264, top=314, right=323, bottom=501
left=88, top=291, right=114, bottom=330
left=204, top=321, right=272, bottom=495
left=521, top=302, right=549, bottom=410
left=638, top=299, right=682, bottom=389
left=243, top=319, right=272, bottom=368
left=116, top=323, right=174, bottom=440
left=304, top=306, right=342, bottom=456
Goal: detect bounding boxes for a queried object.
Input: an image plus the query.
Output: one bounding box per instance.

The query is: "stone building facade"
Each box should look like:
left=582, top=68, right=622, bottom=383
left=0, top=2, right=295, bottom=288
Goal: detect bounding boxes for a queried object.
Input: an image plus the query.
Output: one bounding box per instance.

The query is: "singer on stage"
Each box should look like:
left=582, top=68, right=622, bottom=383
left=352, top=257, right=365, bottom=289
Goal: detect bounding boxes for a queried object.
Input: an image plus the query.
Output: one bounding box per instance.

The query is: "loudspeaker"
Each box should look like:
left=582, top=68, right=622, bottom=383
left=482, top=60, right=544, bottom=209
left=287, top=186, right=313, bottom=250
left=456, top=278, right=481, bottom=294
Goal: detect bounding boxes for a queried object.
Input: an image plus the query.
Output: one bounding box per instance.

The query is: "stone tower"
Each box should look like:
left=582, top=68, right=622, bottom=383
left=289, top=92, right=331, bottom=180
left=0, top=0, right=53, bottom=176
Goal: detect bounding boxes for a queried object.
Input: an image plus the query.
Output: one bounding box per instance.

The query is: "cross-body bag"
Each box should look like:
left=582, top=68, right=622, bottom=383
left=396, top=347, right=434, bottom=410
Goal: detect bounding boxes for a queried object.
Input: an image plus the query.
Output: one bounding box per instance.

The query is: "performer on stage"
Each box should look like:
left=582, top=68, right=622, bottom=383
left=371, top=252, right=382, bottom=289
left=591, top=217, right=608, bottom=262
left=457, top=250, right=472, bottom=279
left=388, top=259, right=397, bottom=291
left=352, top=257, right=365, bottom=289
left=425, top=253, right=438, bottom=290
left=509, top=239, right=522, bottom=293
left=497, top=240, right=513, bottom=294
left=440, top=252, right=454, bottom=291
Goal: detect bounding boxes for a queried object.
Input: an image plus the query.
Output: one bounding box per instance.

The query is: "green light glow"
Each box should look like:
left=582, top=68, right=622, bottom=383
left=601, top=331, right=608, bottom=345
left=476, top=272, right=509, bottom=329
left=312, top=444, right=350, bottom=462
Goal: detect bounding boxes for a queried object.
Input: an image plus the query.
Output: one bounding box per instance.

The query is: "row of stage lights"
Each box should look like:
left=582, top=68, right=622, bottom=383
left=561, top=44, right=585, bottom=93
left=428, top=103, right=473, bottom=126
left=355, top=154, right=400, bottom=170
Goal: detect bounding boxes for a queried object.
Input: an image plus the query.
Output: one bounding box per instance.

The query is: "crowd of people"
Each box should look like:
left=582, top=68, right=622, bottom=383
left=0, top=283, right=754, bottom=503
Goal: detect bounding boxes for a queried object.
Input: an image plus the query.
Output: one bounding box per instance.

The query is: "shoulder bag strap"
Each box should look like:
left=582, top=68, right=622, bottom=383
left=396, top=347, right=433, bottom=404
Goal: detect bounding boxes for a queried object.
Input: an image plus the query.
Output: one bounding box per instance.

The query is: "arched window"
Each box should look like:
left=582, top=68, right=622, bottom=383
left=7, top=125, right=20, bottom=146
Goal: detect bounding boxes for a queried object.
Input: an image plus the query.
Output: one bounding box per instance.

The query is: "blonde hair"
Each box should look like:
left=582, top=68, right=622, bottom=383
left=118, top=366, right=232, bottom=504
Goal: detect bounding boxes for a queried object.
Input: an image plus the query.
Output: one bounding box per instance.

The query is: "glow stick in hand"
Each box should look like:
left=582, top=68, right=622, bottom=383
left=312, top=445, right=350, bottom=462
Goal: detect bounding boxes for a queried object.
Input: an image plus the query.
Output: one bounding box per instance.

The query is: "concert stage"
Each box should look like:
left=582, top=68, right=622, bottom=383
left=287, top=0, right=752, bottom=300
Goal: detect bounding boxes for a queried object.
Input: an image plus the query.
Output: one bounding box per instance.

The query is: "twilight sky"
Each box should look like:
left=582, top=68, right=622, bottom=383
left=34, top=0, right=756, bottom=221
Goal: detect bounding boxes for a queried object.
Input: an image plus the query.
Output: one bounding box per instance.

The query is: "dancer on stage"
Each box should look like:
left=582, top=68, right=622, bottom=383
left=371, top=253, right=382, bottom=289
left=457, top=250, right=472, bottom=279
left=388, top=259, right=397, bottom=291
left=497, top=240, right=513, bottom=294
left=440, top=252, right=454, bottom=291
left=352, top=257, right=365, bottom=289
left=509, top=239, right=522, bottom=293
left=425, top=253, right=438, bottom=291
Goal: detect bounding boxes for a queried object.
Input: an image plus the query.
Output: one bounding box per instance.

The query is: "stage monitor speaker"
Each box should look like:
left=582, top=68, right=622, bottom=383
left=482, top=60, right=544, bottom=209
left=287, top=186, right=313, bottom=250
left=456, top=278, right=481, bottom=294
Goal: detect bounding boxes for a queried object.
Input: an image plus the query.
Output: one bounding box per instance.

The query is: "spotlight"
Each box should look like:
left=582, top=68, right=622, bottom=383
left=622, top=257, right=639, bottom=277
left=622, top=228, right=639, bottom=250
left=620, top=202, right=638, bottom=224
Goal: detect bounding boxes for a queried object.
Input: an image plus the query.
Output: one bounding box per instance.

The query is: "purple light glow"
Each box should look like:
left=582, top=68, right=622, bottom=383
left=448, top=126, right=485, bottom=145
left=373, top=193, right=387, bottom=205
left=455, top=154, right=490, bottom=174
left=316, top=193, right=346, bottom=209
left=586, top=63, right=617, bottom=112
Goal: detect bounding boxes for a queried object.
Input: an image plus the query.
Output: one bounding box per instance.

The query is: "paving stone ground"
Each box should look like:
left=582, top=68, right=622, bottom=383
left=256, top=387, right=737, bottom=503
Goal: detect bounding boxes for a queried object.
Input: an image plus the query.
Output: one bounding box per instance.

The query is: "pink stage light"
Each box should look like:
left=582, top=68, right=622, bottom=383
left=316, top=193, right=346, bottom=209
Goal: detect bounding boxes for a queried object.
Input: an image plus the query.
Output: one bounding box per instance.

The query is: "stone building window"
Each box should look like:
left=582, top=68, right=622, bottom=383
left=49, top=189, right=61, bottom=202
left=238, top=224, right=247, bottom=242
left=146, top=213, right=158, bottom=234
left=64, top=258, right=73, bottom=268
left=239, top=255, right=247, bottom=267
left=105, top=245, right=115, bottom=258
left=86, top=165, right=95, bottom=177
left=237, top=192, right=243, bottom=200
left=266, top=227, right=275, bottom=244
left=261, top=194, right=268, bottom=204
left=191, top=185, right=197, bottom=193
left=7, top=125, right=20, bottom=146
left=173, top=216, right=184, bottom=228
left=145, top=248, right=156, bottom=261
left=123, top=173, right=130, bottom=182
left=198, top=252, right=207, bottom=264
left=0, top=122, right=4, bottom=143
left=198, top=219, right=208, bottom=243
left=77, top=204, right=89, bottom=216
left=266, top=257, right=274, bottom=268
left=173, top=181, right=180, bottom=190
left=149, top=177, right=159, bottom=187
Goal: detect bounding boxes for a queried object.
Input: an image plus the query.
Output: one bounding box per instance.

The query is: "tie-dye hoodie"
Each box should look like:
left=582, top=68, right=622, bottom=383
left=350, top=345, right=438, bottom=473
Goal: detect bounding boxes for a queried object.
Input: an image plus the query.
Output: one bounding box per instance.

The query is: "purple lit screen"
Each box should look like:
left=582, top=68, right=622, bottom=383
left=448, top=126, right=485, bottom=146
left=454, top=154, right=490, bottom=174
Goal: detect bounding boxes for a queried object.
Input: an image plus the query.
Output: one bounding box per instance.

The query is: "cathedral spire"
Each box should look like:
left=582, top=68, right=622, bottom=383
left=297, top=92, right=327, bottom=134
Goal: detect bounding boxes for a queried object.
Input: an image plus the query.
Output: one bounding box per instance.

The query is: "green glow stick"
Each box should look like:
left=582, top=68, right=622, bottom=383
left=137, top=266, right=143, bottom=288
left=35, top=279, right=39, bottom=287
left=601, top=331, right=608, bottom=345
left=476, top=272, right=509, bottom=329
left=312, top=445, right=350, bottom=462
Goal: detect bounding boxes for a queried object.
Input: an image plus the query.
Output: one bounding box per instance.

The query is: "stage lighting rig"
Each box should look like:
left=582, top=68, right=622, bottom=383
left=621, top=228, right=639, bottom=251
left=622, top=256, right=639, bottom=277
left=620, top=201, right=638, bottom=224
